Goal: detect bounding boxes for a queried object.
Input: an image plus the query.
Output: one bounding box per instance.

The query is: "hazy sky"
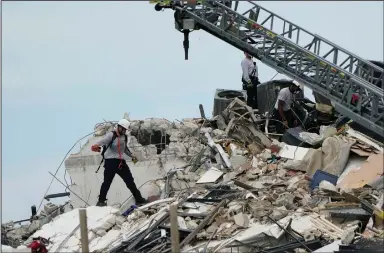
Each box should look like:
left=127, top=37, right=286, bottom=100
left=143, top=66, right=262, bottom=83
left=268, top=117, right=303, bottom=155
left=2, top=1, right=383, bottom=222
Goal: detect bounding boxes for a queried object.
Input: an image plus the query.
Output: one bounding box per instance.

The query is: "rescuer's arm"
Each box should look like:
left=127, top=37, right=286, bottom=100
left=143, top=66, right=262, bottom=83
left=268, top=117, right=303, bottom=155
left=124, top=146, right=133, bottom=157
left=91, top=132, right=113, bottom=152
left=125, top=146, right=138, bottom=164
left=241, top=61, right=251, bottom=83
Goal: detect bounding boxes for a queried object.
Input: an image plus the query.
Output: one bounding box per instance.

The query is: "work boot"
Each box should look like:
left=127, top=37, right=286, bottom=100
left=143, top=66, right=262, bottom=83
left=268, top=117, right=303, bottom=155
left=96, top=200, right=107, bottom=207
left=135, top=198, right=149, bottom=206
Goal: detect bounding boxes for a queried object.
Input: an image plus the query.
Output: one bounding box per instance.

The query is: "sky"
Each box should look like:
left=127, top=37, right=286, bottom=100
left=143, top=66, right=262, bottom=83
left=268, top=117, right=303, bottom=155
left=2, top=1, right=383, bottom=222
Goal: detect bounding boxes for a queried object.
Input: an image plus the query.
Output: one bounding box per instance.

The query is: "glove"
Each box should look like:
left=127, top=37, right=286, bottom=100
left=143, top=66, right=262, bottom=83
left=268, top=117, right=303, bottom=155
left=131, top=156, right=138, bottom=164
left=246, top=80, right=253, bottom=89
left=91, top=144, right=101, bottom=152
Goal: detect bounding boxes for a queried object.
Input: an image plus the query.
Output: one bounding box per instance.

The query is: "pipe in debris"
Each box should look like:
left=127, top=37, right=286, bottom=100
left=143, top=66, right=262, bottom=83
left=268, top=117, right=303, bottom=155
left=44, top=192, right=70, bottom=201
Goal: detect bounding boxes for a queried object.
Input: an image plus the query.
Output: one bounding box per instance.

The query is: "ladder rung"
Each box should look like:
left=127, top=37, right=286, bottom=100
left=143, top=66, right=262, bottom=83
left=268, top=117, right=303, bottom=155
left=170, top=2, right=384, bottom=137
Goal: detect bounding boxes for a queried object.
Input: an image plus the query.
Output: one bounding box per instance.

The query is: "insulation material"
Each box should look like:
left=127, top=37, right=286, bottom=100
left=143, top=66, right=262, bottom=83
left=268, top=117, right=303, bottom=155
left=321, top=136, right=354, bottom=176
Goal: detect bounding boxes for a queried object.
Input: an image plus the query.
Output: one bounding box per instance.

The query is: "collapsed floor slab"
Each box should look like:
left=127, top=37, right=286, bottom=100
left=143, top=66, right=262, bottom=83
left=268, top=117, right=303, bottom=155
left=64, top=118, right=206, bottom=208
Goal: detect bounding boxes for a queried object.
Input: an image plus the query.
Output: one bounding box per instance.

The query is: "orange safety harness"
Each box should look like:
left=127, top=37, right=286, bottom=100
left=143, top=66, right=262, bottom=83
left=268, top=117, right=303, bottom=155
left=116, top=130, right=123, bottom=168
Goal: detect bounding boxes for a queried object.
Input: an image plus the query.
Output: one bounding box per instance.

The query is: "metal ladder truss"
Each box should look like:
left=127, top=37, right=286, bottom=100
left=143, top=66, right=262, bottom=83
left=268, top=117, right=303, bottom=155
left=156, top=0, right=384, bottom=137
left=153, top=1, right=383, bottom=89
left=239, top=1, right=384, bottom=90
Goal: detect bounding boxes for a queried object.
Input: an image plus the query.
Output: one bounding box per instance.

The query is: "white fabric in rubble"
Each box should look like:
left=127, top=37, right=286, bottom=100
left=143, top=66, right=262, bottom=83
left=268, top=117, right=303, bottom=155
left=299, top=125, right=337, bottom=145
left=321, top=136, right=354, bottom=176
left=282, top=136, right=354, bottom=177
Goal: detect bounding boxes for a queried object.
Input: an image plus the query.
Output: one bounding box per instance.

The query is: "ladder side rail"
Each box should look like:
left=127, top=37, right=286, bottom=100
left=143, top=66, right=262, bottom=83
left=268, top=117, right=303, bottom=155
left=245, top=1, right=384, bottom=88
left=195, top=1, right=383, bottom=94
left=211, top=1, right=384, bottom=89
left=189, top=2, right=384, bottom=105
left=184, top=4, right=379, bottom=106
left=249, top=30, right=384, bottom=124
left=176, top=5, right=384, bottom=136
left=314, top=34, right=384, bottom=89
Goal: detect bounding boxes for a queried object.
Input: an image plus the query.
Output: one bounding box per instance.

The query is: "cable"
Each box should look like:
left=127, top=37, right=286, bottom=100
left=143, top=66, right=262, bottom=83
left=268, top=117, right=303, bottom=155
left=48, top=172, right=90, bottom=207
left=35, top=130, right=97, bottom=216
left=269, top=72, right=279, bottom=81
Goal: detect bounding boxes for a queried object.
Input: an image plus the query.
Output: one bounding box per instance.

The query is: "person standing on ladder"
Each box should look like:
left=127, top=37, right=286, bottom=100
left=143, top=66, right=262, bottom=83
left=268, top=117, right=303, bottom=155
left=91, top=119, right=148, bottom=207
left=241, top=52, right=260, bottom=109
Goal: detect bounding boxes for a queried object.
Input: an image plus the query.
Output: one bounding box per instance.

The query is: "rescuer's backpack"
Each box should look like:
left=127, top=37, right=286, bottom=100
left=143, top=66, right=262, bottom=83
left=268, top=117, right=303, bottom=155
left=95, top=131, right=128, bottom=173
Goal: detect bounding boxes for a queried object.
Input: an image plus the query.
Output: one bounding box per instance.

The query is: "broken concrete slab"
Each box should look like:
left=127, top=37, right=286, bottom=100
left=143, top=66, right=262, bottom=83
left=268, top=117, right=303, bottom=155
left=233, top=213, right=250, bottom=228
left=196, top=168, right=224, bottom=184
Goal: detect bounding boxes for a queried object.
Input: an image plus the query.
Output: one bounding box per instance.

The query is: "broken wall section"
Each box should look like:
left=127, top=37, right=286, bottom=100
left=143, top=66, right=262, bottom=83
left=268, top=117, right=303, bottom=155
left=64, top=117, right=212, bottom=209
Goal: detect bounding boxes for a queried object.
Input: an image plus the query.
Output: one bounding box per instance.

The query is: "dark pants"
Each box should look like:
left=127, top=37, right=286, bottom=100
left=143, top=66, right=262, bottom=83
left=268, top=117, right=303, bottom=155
left=272, top=108, right=295, bottom=134
left=242, top=77, right=260, bottom=109
left=99, top=159, right=143, bottom=202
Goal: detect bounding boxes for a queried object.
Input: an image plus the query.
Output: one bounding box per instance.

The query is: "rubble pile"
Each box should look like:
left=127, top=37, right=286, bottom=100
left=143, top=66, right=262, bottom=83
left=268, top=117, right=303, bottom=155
left=94, top=117, right=205, bottom=162
left=1, top=202, right=73, bottom=249
left=2, top=99, right=383, bottom=252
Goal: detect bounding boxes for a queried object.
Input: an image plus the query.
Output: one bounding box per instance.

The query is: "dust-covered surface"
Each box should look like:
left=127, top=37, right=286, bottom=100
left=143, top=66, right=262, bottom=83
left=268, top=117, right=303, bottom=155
left=2, top=99, right=383, bottom=252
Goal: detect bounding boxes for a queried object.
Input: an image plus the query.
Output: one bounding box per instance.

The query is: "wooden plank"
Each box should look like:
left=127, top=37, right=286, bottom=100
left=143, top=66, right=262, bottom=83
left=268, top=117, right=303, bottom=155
left=170, top=203, right=180, bottom=253
left=79, top=209, right=89, bottom=253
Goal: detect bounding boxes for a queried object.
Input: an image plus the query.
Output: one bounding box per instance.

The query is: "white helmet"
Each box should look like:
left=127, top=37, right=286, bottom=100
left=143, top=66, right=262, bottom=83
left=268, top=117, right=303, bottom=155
left=292, top=80, right=301, bottom=87
left=117, top=119, right=131, bottom=130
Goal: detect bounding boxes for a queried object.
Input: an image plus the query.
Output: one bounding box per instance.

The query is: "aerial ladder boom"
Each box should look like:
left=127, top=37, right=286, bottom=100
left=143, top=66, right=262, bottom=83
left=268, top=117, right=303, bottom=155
left=151, top=0, right=384, bottom=138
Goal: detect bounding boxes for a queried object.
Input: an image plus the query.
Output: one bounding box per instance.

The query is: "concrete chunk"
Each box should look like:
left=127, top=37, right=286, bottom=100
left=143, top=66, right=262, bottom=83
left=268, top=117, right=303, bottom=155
left=233, top=213, right=250, bottom=228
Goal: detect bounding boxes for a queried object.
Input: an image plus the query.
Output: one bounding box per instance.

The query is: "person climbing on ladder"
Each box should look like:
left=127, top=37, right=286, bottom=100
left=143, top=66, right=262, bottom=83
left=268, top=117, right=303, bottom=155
left=241, top=52, right=260, bottom=109
left=91, top=119, right=148, bottom=207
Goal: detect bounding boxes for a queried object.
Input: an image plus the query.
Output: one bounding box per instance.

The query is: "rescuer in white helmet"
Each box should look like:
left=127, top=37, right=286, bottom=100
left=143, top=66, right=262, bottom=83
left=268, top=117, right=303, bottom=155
left=91, top=119, right=148, bottom=207
left=272, top=80, right=301, bottom=135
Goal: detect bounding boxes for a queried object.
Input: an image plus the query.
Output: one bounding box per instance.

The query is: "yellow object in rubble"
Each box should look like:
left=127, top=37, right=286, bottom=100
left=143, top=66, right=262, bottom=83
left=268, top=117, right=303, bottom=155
left=374, top=209, right=384, bottom=220
left=132, top=157, right=138, bottom=164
